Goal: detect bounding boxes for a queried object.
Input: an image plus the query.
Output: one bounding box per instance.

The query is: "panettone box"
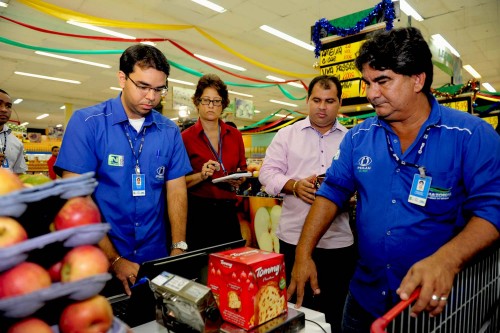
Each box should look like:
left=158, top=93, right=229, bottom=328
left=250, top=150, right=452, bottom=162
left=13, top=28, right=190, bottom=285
left=207, top=247, right=287, bottom=330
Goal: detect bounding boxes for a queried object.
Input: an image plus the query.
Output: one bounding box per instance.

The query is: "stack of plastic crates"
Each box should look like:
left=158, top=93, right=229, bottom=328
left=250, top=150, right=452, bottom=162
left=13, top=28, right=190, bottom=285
left=372, top=245, right=500, bottom=333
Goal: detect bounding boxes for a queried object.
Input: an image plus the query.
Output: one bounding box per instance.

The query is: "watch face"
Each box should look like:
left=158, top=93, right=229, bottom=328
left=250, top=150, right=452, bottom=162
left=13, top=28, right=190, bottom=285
left=173, top=241, right=188, bottom=251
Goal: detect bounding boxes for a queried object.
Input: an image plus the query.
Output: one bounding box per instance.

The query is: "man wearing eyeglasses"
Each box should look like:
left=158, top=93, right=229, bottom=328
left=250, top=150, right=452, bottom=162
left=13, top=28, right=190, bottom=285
left=0, top=89, right=27, bottom=175
left=55, top=44, right=192, bottom=296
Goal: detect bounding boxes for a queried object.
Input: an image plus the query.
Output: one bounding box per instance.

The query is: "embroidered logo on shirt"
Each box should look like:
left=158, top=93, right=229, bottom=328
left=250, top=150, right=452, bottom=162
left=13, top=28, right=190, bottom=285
left=356, top=156, right=372, bottom=172
left=156, top=166, right=165, bottom=180
left=427, top=187, right=452, bottom=200
left=108, top=154, right=124, bottom=167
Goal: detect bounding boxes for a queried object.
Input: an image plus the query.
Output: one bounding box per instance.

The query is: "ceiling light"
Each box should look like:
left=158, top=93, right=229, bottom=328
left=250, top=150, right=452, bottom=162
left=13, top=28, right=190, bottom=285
left=482, top=83, right=496, bottom=92
left=0, top=2, right=8, bottom=8
left=260, top=25, right=314, bottom=51
left=56, top=124, right=63, bottom=128
left=170, top=117, right=179, bottom=121
left=36, top=114, right=49, bottom=120
left=254, top=110, right=261, bottom=113
left=20, top=122, right=29, bottom=126
left=229, top=90, right=253, bottom=97
left=168, top=78, right=195, bottom=86
left=194, top=54, right=246, bottom=71
left=60, top=105, right=66, bottom=110
left=140, top=41, right=156, bottom=46
left=67, top=20, right=136, bottom=39
left=398, top=0, right=424, bottom=21
left=13, top=99, right=23, bottom=104
left=431, top=34, right=460, bottom=57
left=269, top=99, right=298, bottom=107
left=191, top=0, right=226, bottom=13
left=266, top=75, right=285, bottom=82
left=110, top=87, right=122, bottom=91
left=274, top=114, right=294, bottom=119
left=463, top=65, right=481, bottom=79
left=287, top=82, right=304, bottom=88
left=15, top=71, right=81, bottom=84
left=35, top=51, right=112, bottom=68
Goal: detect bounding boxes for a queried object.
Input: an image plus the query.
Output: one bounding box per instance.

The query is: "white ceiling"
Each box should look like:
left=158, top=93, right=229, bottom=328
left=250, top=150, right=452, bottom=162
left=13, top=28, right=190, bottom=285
left=0, top=0, right=499, bottom=130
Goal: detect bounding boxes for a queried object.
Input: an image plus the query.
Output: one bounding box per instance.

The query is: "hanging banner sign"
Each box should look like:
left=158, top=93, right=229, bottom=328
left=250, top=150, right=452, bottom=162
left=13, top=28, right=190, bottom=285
left=320, top=40, right=364, bottom=67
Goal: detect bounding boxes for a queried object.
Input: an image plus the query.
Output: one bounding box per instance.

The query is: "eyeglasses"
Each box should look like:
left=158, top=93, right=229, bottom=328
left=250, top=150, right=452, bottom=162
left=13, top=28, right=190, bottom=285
left=198, top=97, right=223, bottom=106
left=126, top=75, right=168, bottom=97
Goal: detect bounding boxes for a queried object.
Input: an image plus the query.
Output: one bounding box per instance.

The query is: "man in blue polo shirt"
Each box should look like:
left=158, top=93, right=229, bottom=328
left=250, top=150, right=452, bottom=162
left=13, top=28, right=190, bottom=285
left=55, top=44, right=192, bottom=296
left=287, top=27, right=500, bottom=332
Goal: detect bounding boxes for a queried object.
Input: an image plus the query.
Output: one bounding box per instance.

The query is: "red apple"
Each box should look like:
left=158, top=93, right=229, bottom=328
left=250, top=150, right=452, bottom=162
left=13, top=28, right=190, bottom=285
left=54, top=196, right=101, bottom=230
left=7, top=317, right=53, bottom=333
left=59, top=295, right=114, bottom=333
left=60, top=245, right=109, bottom=282
left=0, top=262, right=51, bottom=299
left=0, top=168, right=24, bottom=195
left=0, top=217, right=28, bottom=247
left=48, top=260, right=63, bottom=282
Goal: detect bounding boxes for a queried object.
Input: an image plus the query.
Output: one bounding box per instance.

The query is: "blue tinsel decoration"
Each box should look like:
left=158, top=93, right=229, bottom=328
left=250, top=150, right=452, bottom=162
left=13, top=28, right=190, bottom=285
left=312, top=0, right=395, bottom=58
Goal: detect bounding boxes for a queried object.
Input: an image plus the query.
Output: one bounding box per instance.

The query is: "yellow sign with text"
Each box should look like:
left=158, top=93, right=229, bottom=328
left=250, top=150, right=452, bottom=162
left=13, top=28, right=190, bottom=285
left=320, top=61, right=361, bottom=81
left=340, top=80, right=367, bottom=99
left=320, top=41, right=364, bottom=66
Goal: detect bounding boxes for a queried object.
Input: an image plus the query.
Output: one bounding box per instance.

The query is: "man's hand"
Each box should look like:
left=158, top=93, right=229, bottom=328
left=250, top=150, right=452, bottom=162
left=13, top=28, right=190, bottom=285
left=287, top=254, right=321, bottom=308
left=396, top=253, right=458, bottom=317
left=294, top=175, right=317, bottom=204
left=111, top=258, right=140, bottom=296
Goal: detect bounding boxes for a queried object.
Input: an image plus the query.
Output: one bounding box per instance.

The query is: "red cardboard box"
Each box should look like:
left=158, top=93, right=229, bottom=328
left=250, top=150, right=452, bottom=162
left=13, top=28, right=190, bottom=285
left=207, top=247, right=287, bottom=330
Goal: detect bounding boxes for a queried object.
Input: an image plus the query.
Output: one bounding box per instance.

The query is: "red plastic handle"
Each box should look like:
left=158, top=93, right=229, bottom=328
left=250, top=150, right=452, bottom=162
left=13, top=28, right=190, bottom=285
left=370, top=288, right=421, bottom=333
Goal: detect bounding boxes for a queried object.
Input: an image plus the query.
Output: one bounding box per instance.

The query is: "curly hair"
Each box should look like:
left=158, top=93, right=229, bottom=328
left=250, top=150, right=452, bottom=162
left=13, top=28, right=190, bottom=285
left=355, top=27, right=433, bottom=94
left=192, top=74, right=230, bottom=110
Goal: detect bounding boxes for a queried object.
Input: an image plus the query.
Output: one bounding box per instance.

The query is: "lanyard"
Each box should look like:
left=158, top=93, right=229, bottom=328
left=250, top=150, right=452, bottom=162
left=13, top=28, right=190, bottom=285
left=123, top=123, right=147, bottom=174
left=385, top=126, right=431, bottom=172
left=1, top=132, right=6, bottom=154
left=203, top=124, right=227, bottom=175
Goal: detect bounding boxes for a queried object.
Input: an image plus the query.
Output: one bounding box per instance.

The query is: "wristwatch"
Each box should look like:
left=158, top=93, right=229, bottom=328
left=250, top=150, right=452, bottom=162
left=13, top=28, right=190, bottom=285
left=171, top=241, right=188, bottom=251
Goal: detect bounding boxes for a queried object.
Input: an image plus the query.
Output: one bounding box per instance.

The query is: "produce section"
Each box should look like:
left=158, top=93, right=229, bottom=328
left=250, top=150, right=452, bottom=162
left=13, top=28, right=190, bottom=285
left=0, top=169, right=130, bottom=332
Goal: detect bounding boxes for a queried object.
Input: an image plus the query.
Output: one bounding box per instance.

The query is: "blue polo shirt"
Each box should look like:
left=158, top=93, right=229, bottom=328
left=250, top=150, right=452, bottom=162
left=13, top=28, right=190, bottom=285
left=318, top=95, right=500, bottom=316
left=55, top=95, right=192, bottom=263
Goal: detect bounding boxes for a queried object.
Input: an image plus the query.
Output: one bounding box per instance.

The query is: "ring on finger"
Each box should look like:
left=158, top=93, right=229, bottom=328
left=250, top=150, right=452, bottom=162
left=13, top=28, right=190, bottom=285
left=431, top=294, right=440, bottom=301
left=128, top=274, right=135, bottom=279
left=440, top=296, right=448, bottom=301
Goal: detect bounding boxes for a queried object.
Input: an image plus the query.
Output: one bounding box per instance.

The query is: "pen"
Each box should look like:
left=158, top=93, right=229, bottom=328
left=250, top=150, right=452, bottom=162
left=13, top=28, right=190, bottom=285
left=156, top=149, right=160, bottom=159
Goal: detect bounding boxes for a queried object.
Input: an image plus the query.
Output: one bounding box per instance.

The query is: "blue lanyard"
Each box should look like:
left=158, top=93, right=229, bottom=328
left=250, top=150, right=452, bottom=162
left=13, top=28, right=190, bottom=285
left=203, top=124, right=227, bottom=175
left=123, top=123, right=147, bottom=174
left=385, top=126, right=431, bottom=171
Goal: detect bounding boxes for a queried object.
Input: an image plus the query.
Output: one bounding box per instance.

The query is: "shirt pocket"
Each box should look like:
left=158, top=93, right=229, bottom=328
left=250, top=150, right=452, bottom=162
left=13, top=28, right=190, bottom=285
left=421, top=170, right=460, bottom=218
left=148, top=156, right=169, bottom=188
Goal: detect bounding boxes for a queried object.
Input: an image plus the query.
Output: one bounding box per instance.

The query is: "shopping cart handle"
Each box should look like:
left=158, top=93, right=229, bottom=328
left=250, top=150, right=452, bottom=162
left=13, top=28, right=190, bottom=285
left=370, top=288, right=421, bottom=333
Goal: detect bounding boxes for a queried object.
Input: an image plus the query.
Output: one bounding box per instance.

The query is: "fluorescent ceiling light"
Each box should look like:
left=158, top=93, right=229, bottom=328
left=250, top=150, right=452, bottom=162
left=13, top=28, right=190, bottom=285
left=20, top=122, right=29, bottom=126
left=15, top=71, right=81, bottom=84
left=482, top=83, right=496, bottom=92
left=60, top=105, right=66, bottom=110
left=398, top=0, right=424, bottom=21
left=55, top=124, right=63, bottom=128
left=35, top=51, right=112, bottom=68
left=463, top=65, right=481, bottom=79
left=67, top=20, right=136, bottom=39
left=140, top=41, right=156, bottom=46
left=229, top=90, right=253, bottom=97
left=287, top=82, right=304, bottom=88
left=260, top=25, right=314, bottom=51
left=168, top=78, right=195, bottom=86
left=270, top=99, right=298, bottom=107
left=431, top=34, right=460, bottom=57
left=266, top=75, right=303, bottom=88
left=13, top=99, right=23, bottom=104
left=194, top=54, right=246, bottom=71
left=254, top=110, right=261, bottom=113
left=274, top=114, right=295, bottom=119
left=110, top=87, right=122, bottom=91
left=0, top=2, right=8, bottom=8
left=191, top=0, right=226, bottom=13
left=36, top=113, right=49, bottom=120
left=170, top=117, right=179, bottom=121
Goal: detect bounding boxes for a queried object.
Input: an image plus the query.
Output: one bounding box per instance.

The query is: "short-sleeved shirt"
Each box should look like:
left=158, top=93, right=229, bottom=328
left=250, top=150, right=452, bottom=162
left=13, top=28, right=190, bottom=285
left=259, top=117, right=353, bottom=248
left=0, top=125, right=27, bottom=174
left=317, top=95, right=500, bottom=316
left=181, top=119, right=246, bottom=200
left=55, top=95, right=192, bottom=263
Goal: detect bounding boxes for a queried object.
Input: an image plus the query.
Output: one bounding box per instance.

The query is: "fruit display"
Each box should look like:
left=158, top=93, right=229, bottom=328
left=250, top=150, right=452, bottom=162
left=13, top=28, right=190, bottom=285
left=0, top=169, right=129, bottom=332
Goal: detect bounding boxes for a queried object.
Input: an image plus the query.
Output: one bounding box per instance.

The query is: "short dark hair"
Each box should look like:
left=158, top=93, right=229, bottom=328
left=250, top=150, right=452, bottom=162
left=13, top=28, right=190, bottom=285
left=119, top=44, right=170, bottom=78
left=0, top=89, right=10, bottom=96
left=192, top=74, right=230, bottom=110
left=51, top=146, right=59, bottom=151
left=307, top=75, right=342, bottom=100
left=355, top=27, right=433, bottom=93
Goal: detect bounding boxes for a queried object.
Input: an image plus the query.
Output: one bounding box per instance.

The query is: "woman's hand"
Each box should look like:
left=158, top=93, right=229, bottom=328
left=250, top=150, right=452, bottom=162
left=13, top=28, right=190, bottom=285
left=201, top=160, right=220, bottom=180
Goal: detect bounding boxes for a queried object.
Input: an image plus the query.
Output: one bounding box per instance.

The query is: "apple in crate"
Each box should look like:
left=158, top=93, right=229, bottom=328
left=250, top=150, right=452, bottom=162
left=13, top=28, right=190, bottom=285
left=61, top=245, right=109, bottom=282
left=48, top=260, right=63, bottom=282
left=0, top=217, right=27, bottom=247
left=7, top=317, right=53, bottom=333
left=0, top=262, right=51, bottom=299
left=59, top=295, right=114, bottom=333
left=0, top=168, right=24, bottom=195
left=54, top=196, right=101, bottom=230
